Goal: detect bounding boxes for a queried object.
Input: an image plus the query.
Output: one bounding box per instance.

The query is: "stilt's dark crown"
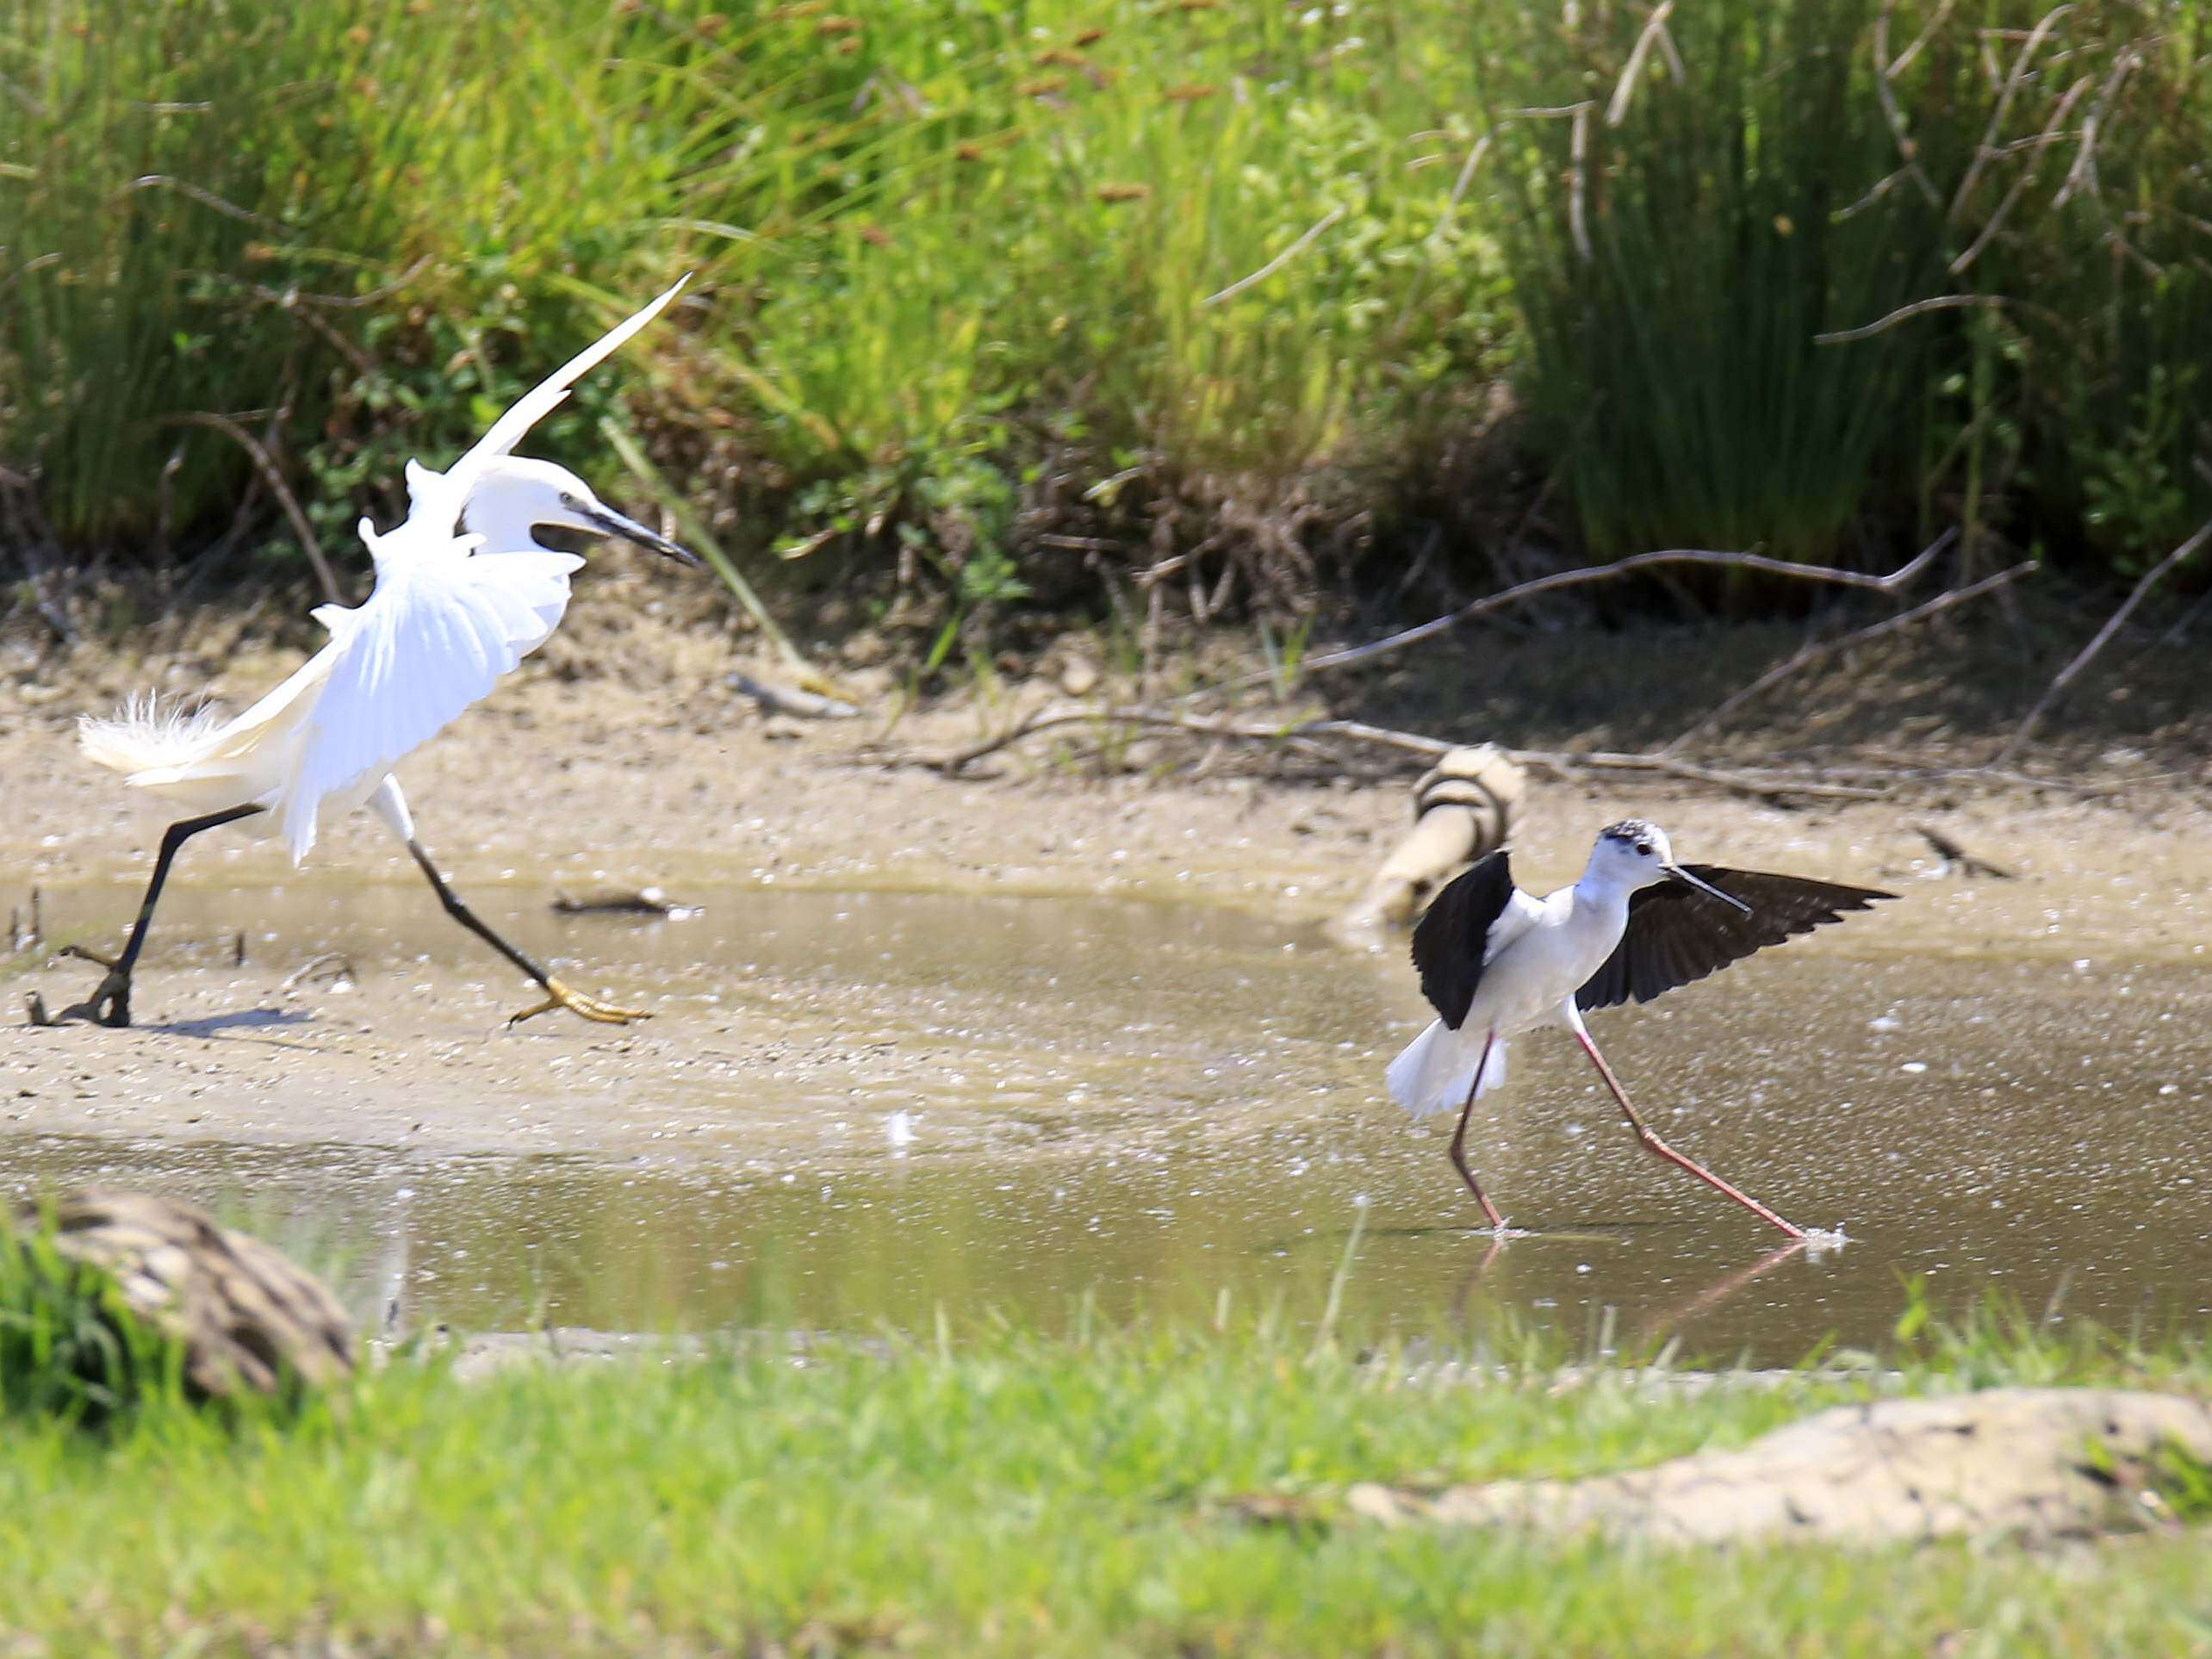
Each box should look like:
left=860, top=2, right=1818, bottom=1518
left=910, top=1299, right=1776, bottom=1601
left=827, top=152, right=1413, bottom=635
left=1599, top=818, right=1662, bottom=843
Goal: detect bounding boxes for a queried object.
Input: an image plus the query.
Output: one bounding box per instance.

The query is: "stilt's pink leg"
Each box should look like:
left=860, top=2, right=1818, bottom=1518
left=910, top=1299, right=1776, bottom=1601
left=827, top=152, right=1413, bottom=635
left=1573, top=1029, right=1805, bottom=1240
left=1447, top=1032, right=1507, bottom=1230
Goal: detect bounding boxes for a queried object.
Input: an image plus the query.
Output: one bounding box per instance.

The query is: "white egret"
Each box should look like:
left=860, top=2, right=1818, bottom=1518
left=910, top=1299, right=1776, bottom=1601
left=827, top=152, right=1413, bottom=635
left=1387, top=820, right=1893, bottom=1238
left=57, top=278, right=700, bottom=1028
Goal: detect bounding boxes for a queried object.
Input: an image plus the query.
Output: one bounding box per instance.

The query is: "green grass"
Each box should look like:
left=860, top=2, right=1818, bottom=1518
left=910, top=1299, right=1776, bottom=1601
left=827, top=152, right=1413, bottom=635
left=5, top=1302, right=2212, bottom=1655
left=4, top=0, right=2210, bottom=636
left=1484, top=0, right=1943, bottom=562
left=0, top=1210, right=188, bottom=1426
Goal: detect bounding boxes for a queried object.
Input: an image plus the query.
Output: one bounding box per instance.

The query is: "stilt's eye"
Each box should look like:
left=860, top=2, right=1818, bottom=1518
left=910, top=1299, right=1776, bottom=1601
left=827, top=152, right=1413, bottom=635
left=1635, top=842, right=1654, bottom=856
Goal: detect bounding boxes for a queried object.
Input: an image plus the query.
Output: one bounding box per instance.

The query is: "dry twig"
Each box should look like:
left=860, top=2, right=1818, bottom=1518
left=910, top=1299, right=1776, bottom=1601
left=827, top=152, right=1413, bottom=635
left=1663, top=545, right=2035, bottom=753
left=1998, top=509, right=2212, bottom=765
left=1194, top=540, right=1948, bottom=702
left=1948, top=73, right=2091, bottom=276
left=1815, top=293, right=2010, bottom=345
left=1201, top=206, right=1346, bottom=308
left=889, top=696, right=2153, bottom=805
left=1872, top=1, right=1944, bottom=208
left=161, top=412, right=343, bottom=605
left=916, top=705, right=1892, bottom=802
left=1606, top=1, right=1680, bottom=127
left=1950, top=5, right=2072, bottom=221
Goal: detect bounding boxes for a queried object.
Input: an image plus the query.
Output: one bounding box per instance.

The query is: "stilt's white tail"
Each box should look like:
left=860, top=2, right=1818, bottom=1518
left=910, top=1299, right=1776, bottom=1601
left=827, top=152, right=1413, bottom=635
left=78, top=694, right=225, bottom=778
left=1385, top=1019, right=1507, bottom=1120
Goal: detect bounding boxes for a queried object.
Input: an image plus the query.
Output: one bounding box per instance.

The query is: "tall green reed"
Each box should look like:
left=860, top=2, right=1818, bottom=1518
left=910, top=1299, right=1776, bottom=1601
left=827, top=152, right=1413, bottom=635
left=1482, top=0, right=2212, bottom=573
left=6, top=0, right=2206, bottom=607
left=1481, top=0, right=1946, bottom=563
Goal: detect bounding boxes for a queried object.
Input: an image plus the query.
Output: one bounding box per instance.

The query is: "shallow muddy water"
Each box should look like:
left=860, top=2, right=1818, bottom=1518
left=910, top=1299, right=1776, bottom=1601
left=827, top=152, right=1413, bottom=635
left=7, top=872, right=2211, bottom=1364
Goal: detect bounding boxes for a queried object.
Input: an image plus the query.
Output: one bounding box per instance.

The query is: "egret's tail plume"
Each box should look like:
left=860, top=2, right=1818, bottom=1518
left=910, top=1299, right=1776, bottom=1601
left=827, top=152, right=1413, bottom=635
left=78, top=694, right=225, bottom=779
left=1386, top=1020, right=1507, bottom=1120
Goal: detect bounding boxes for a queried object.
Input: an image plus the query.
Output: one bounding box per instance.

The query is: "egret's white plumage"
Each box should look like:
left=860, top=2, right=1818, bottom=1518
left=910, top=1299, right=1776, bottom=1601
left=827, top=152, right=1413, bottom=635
left=281, top=533, right=581, bottom=861
left=77, top=693, right=227, bottom=780
left=78, top=277, right=690, bottom=865
left=58, top=277, right=700, bottom=1030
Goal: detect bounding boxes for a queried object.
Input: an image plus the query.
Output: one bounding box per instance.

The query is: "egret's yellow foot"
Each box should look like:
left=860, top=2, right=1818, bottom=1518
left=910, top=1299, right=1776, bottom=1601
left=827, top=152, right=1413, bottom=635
left=507, top=977, right=651, bottom=1027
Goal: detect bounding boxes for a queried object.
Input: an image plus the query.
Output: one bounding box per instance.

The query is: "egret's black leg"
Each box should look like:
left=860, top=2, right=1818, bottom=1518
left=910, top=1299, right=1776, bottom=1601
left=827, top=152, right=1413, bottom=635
left=1570, top=1028, right=1804, bottom=1240
left=1446, top=1031, right=1507, bottom=1230
left=58, top=804, right=263, bottom=1028
left=401, top=837, right=649, bottom=1026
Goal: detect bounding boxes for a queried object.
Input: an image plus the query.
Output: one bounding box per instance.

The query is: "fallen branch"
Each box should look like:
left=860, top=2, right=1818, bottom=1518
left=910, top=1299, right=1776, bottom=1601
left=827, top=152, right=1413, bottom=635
left=1997, top=509, right=2212, bottom=766
left=913, top=705, right=1891, bottom=802
left=893, top=693, right=2168, bottom=803
left=1663, top=543, right=2034, bottom=754
left=1193, top=538, right=1948, bottom=704
left=1513, top=750, right=1888, bottom=801
left=928, top=705, right=1447, bottom=777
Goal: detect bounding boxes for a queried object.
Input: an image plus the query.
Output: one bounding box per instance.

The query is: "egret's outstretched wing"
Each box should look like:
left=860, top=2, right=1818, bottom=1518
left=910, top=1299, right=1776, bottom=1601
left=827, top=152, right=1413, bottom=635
left=407, top=277, right=688, bottom=532
left=279, top=535, right=582, bottom=862
left=1409, top=852, right=1542, bottom=1029
left=1576, top=866, right=1895, bottom=1011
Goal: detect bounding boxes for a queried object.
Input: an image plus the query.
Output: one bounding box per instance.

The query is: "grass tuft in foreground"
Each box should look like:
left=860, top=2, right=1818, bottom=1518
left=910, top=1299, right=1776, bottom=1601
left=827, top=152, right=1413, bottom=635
left=3, top=1298, right=2212, bottom=1653
left=0, top=1203, right=189, bottom=1429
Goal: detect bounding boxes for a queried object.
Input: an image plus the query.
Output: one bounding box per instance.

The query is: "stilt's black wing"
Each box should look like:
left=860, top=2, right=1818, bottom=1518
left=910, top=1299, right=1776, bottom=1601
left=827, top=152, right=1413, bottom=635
left=1576, top=866, right=1895, bottom=1012
left=1410, top=851, right=1519, bottom=1030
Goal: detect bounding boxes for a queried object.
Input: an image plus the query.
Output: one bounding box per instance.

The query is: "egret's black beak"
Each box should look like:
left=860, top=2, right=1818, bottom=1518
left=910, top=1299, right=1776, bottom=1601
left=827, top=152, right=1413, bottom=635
left=583, top=502, right=702, bottom=569
left=1666, top=864, right=1752, bottom=914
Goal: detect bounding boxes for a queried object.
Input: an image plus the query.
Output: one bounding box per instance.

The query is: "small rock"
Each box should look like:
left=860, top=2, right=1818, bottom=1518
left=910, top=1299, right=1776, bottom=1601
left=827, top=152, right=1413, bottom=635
left=1059, top=656, right=1100, bottom=698
left=12, top=1189, right=354, bottom=1401
left=841, top=629, right=889, bottom=668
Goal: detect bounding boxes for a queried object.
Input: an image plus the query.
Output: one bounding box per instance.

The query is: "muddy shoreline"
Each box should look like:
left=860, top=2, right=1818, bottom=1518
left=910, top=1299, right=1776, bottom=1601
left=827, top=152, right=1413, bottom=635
left=4, top=582, right=2210, bottom=1170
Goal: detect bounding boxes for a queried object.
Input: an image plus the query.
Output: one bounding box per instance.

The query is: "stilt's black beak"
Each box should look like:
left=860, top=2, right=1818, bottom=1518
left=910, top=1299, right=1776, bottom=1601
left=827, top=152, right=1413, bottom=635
left=1665, top=864, right=1752, bottom=914
left=582, top=502, right=702, bottom=568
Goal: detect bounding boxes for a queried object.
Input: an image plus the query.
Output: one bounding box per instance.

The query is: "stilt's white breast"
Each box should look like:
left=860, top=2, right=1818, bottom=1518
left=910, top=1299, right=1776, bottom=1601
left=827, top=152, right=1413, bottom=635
left=1465, top=885, right=1628, bottom=1035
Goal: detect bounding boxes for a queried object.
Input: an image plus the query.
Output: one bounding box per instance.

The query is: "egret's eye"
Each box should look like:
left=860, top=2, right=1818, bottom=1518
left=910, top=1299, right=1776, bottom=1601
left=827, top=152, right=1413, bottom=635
left=558, top=492, right=584, bottom=512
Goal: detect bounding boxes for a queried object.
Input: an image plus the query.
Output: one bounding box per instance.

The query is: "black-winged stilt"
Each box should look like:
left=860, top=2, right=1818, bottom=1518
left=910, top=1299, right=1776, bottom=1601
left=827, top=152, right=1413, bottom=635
left=1387, top=819, right=1893, bottom=1239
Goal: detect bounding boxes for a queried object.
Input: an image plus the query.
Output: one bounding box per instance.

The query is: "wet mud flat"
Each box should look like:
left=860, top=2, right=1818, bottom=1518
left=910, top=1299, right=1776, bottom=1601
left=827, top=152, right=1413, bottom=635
left=7, top=858, right=2212, bottom=1365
